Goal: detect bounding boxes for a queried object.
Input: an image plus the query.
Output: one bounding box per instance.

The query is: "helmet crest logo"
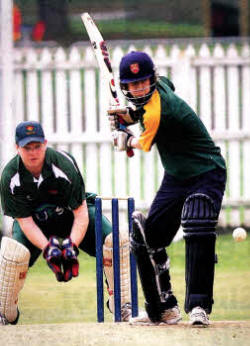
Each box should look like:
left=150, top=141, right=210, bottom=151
left=130, top=63, right=139, bottom=74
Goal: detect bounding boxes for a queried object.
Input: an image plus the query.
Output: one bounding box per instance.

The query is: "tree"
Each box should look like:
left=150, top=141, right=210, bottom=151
left=36, top=0, right=70, bottom=41
left=202, top=0, right=211, bottom=36
left=240, top=0, right=249, bottom=36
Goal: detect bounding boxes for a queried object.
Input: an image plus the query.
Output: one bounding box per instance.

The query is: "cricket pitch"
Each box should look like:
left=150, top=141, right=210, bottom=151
left=0, top=321, right=249, bottom=346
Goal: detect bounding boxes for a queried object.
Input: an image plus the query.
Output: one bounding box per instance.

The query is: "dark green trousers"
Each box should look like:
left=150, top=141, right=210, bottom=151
left=12, top=204, right=112, bottom=267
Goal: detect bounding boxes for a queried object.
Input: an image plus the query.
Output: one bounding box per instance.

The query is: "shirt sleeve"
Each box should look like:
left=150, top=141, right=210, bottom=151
left=139, top=89, right=161, bottom=152
left=0, top=172, right=32, bottom=218
left=66, top=154, right=86, bottom=210
left=68, top=173, right=85, bottom=210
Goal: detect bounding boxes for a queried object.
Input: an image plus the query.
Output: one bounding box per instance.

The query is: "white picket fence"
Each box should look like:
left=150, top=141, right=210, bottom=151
left=2, top=42, right=250, bottom=229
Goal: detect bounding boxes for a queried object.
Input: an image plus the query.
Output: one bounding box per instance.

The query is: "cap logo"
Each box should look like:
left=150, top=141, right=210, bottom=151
left=26, top=125, right=36, bottom=135
left=130, top=63, right=139, bottom=74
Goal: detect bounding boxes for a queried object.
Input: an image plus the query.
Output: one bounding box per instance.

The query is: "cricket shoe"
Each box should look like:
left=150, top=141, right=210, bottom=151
left=121, top=303, right=149, bottom=323
left=142, top=295, right=182, bottom=325
left=189, top=306, right=210, bottom=326
left=129, top=309, right=152, bottom=325
left=121, top=303, right=132, bottom=322
left=107, top=300, right=137, bottom=322
left=160, top=305, right=182, bottom=325
left=0, top=313, right=9, bottom=325
left=129, top=305, right=182, bottom=325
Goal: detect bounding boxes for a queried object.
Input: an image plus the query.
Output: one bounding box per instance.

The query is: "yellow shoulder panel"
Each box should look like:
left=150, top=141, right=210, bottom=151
left=139, top=89, right=161, bottom=152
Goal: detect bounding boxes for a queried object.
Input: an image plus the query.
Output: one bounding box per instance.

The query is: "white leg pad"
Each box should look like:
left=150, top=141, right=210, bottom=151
left=103, top=232, right=131, bottom=313
left=0, top=237, right=30, bottom=322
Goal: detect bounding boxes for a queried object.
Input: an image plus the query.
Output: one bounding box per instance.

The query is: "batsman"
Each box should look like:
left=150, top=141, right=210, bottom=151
left=108, top=51, right=227, bottom=325
left=0, top=121, right=133, bottom=325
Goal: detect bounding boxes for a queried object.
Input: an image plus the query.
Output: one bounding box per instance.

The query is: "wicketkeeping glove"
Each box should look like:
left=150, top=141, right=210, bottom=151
left=61, top=238, right=79, bottom=282
left=43, top=236, right=63, bottom=282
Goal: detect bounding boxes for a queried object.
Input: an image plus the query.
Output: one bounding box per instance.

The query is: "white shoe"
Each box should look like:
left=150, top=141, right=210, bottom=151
left=121, top=303, right=133, bottom=322
left=129, top=310, right=152, bottom=325
left=121, top=303, right=151, bottom=324
left=0, top=313, right=9, bottom=325
left=121, top=303, right=148, bottom=323
left=189, top=306, right=209, bottom=326
left=160, top=305, right=182, bottom=325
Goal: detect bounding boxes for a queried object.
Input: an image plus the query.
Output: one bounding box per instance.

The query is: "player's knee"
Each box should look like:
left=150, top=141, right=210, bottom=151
left=181, top=193, right=218, bottom=237
left=103, top=231, right=129, bottom=252
left=130, top=211, right=147, bottom=256
left=0, top=237, right=30, bottom=323
left=103, top=232, right=112, bottom=248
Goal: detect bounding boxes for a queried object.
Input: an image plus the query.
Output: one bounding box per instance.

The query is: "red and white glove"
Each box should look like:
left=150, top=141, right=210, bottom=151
left=116, top=128, right=135, bottom=152
left=107, top=106, right=139, bottom=131
left=107, top=107, right=129, bottom=131
left=43, top=236, right=63, bottom=282
left=61, top=238, right=79, bottom=282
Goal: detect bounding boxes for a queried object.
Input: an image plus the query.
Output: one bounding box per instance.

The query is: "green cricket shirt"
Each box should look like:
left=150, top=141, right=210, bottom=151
left=138, top=76, right=226, bottom=179
left=0, top=147, right=85, bottom=219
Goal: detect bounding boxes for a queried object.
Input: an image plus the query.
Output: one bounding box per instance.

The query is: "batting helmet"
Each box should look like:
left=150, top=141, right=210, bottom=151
left=119, top=51, right=157, bottom=106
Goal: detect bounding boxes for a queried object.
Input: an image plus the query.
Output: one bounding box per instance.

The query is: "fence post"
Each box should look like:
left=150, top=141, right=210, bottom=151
left=0, top=0, right=15, bottom=166
left=242, top=44, right=250, bottom=223
left=227, top=44, right=241, bottom=226
left=0, top=0, right=15, bottom=235
left=170, top=45, right=192, bottom=103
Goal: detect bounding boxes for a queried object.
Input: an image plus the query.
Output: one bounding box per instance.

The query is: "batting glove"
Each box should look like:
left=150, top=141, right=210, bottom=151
left=107, top=106, right=140, bottom=130
left=61, top=238, right=79, bottom=282
left=116, top=128, right=135, bottom=152
left=43, top=236, right=63, bottom=282
left=107, top=107, right=129, bottom=131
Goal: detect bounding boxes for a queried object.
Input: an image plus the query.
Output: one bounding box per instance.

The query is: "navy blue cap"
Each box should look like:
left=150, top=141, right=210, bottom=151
left=15, top=121, right=45, bottom=147
left=119, top=51, right=155, bottom=83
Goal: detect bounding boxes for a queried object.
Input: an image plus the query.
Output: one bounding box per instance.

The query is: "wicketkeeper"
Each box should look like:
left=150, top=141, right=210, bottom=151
left=0, top=121, right=133, bottom=325
left=108, top=51, right=227, bottom=325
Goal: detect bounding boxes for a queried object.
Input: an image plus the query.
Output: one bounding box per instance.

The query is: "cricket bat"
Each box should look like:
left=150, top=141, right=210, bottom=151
left=81, top=12, right=134, bottom=157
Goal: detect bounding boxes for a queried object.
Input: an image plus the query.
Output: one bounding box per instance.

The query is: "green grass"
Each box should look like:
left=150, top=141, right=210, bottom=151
left=16, top=0, right=204, bottom=44
left=167, top=233, right=250, bottom=321
left=70, top=18, right=204, bottom=41
left=19, top=233, right=250, bottom=324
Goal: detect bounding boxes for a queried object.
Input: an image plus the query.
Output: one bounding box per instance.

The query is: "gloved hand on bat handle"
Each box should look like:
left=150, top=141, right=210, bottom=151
left=114, top=128, right=135, bottom=152
left=107, top=106, right=139, bottom=131
left=108, top=107, right=137, bottom=157
left=108, top=107, right=129, bottom=131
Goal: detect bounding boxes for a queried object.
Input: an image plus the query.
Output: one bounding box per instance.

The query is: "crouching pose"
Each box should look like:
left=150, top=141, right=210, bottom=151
left=0, top=121, right=133, bottom=324
left=108, top=51, right=227, bottom=325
